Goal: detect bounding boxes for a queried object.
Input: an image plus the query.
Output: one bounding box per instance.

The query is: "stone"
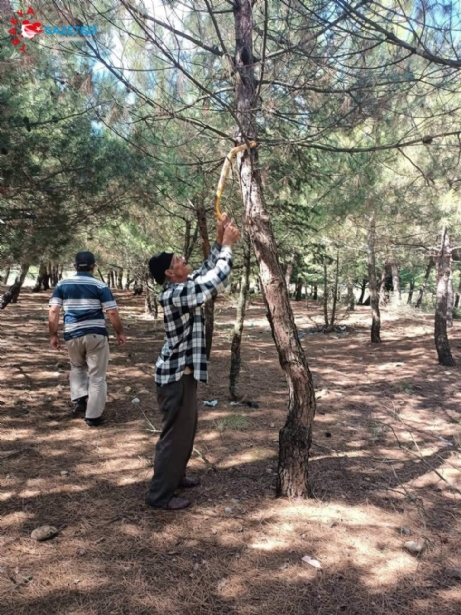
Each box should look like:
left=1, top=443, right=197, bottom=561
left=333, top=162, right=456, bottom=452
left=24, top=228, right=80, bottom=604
left=31, top=525, right=58, bottom=542
left=404, top=540, right=423, bottom=555
left=60, top=471, right=69, bottom=476
left=445, top=567, right=461, bottom=581
left=400, top=527, right=411, bottom=535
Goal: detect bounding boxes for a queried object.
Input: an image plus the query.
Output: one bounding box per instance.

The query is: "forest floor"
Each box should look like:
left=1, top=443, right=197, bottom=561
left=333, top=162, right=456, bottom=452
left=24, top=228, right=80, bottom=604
left=1, top=288, right=461, bottom=615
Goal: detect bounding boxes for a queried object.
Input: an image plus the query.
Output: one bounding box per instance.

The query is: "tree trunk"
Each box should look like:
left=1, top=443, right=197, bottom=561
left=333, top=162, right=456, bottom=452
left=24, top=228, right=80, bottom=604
left=117, top=268, right=124, bottom=290
left=144, top=274, right=153, bottom=314
left=323, top=259, right=329, bottom=328
left=295, top=279, right=303, bottom=301
left=234, top=0, right=316, bottom=498
left=447, top=269, right=454, bottom=328
left=367, top=214, right=381, bottom=343
left=454, top=275, right=461, bottom=309
left=125, top=273, right=133, bottom=290
left=347, top=282, right=355, bottom=310
left=33, top=262, right=46, bottom=292
left=2, top=265, right=11, bottom=286
left=434, top=228, right=455, bottom=365
left=50, top=263, right=59, bottom=287
left=390, top=258, right=401, bottom=305
left=1, top=262, right=29, bottom=308
left=196, top=203, right=214, bottom=360
left=183, top=218, right=198, bottom=261
left=415, top=258, right=433, bottom=308
left=407, top=278, right=415, bottom=305
left=285, top=253, right=296, bottom=297
left=378, top=265, right=388, bottom=308
left=312, top=284, right=318, bottom=300
left=330, top=251, right=339, bottom=327
left=358, top=278, right=367, bottom=304
left=58, top=264, right=63, bottom=281
left=229, top=229, right=251, bottom=400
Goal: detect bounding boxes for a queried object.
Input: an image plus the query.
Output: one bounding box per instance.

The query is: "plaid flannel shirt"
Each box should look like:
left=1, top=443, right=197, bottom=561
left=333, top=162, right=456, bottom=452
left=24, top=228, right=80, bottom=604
left=155, top=242, right=233, bottom=386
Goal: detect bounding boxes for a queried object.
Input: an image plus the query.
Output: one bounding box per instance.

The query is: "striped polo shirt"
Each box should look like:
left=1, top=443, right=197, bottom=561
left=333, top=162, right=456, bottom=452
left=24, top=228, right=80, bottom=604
left=49, top=273, right=117, bottom=341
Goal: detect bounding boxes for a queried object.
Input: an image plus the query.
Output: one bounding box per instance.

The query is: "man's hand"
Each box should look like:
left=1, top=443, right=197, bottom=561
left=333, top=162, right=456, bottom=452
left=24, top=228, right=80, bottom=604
left=217, top=212, right=231, bottom=245
left=50, top=334, right=61, bottom=350
left=222, top=223, right=240, bottom=248
left=117, top=332, right=127, bottom=346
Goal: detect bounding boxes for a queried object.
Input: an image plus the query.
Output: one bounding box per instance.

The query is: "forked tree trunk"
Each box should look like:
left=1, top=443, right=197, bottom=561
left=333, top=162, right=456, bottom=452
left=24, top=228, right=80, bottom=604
left=434, top=228, right=455, bottom=365
left=229, top=229, right=251, bottom=400
left=367, top=213, right=381, bottom=343
left=196, top=203, right=214, bottom=360
left=415, top=258, right=433, bottom=308
left=234, top=0, right=316, bottom=498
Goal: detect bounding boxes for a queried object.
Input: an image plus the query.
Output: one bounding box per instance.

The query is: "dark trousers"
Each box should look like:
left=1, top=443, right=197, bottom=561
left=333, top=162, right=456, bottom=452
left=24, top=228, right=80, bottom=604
left=147, top=374, right=198, bottom=507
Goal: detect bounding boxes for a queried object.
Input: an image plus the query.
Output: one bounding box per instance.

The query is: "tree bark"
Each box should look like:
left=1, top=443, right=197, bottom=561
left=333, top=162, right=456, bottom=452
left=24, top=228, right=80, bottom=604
left=312, top=284, right=318, bottom=300
left=33, top=262, right=50, bottom=292
left=347, top=282, right=355, bottom=310
left=358, top=278, right=367, bottom=304
left=454, top=275, right=461, bottom=309
left=447, top=268, right=454, bottom=328
left=415, top=258, right=433, bottom=308
left=323, top=259, right=329, bottom=328
left=378, top=264, right=388, bottom=308
left=367, top=214, right=381, bottom=343
left=117, top=268, right=124, bottom=290
left=434, top=228, right=455, bottom=365
left=196, top=203, right=214, bottom=360
left=2, top=265, right=11, bottom=286
left=330, top=251, right=339, bottom=327
left=229, top=229, right=251, bottom=400
left=295, top=279, right=303, bottom=301
left=234, top=0, right=316, bottom=498
left=407, top=278, right=415, bottom=305
left=285, top=253, right=296, bottom=297
left=390, top=258, right=401, bottom=305
left=1, top=262, right=29, bottom=308
left=50, top=263, right=59, bottom=287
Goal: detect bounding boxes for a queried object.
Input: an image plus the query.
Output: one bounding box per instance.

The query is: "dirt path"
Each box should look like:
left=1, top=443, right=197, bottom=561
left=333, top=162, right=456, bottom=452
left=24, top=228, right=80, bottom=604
left=1, top=289, right=461, bottom=614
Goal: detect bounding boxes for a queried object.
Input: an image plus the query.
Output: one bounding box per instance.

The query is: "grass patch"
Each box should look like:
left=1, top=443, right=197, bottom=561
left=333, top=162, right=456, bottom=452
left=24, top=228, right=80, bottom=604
left=215, top=414, right=250, bottom=431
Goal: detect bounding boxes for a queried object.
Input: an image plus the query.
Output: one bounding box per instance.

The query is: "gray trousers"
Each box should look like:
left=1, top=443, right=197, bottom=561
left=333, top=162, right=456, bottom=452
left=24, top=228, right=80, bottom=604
left=147, top=375, right=198, bottom=507
left=66, top=334, right=110, bottom=419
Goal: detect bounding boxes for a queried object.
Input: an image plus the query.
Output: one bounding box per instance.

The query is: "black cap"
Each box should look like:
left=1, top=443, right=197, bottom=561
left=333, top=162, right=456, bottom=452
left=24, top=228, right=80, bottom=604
left=75, top=251, right=96, bottom=268
left=149, top=251, right=173, bottom=285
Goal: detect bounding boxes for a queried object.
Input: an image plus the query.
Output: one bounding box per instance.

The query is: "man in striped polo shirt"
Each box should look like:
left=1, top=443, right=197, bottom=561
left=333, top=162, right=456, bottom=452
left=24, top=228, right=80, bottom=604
left=48, top=251, right=126, bottom=427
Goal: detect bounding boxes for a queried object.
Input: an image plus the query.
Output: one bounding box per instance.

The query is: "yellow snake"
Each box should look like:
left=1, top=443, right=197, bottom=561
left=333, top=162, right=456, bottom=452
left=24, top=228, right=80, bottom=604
left=215, top=141, right=257, bottom=220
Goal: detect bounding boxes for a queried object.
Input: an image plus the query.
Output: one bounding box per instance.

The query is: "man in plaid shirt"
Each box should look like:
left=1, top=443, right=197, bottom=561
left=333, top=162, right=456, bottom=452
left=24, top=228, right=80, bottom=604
left=146, top=213, right=240, bottom=510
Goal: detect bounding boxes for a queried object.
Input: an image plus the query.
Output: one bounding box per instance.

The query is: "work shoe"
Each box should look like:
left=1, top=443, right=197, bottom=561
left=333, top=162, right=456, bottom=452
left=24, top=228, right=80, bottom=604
left=178, top=476, right=201, bottom=489
left=145, top=495, right=191, bottom=510
left=85, top=416, right=105, bottom=427
left=72, top=396, right=88, bottom=415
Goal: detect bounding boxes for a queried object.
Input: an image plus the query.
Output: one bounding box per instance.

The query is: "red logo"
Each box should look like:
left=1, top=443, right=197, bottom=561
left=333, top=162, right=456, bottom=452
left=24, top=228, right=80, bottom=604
left=8, top=7, right=42, bottom=52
